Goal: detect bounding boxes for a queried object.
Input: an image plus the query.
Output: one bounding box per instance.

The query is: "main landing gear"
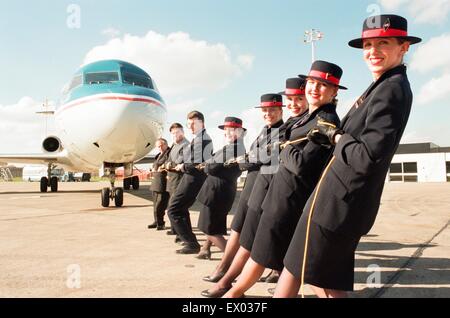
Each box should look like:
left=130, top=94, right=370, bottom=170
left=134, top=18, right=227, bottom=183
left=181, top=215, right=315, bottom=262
left=123, top=175, right=140, bottom=190
left=40, top=163, right=58, bottom=193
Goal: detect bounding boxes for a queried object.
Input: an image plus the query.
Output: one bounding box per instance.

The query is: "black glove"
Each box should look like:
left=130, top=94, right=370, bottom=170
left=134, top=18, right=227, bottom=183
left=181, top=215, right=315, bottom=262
left=307, top=116, right=343, bottom=147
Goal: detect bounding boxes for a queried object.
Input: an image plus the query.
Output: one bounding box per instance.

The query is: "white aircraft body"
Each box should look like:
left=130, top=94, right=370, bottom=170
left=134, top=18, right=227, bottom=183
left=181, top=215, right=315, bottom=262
left=0, top=60, right=166, bottom=207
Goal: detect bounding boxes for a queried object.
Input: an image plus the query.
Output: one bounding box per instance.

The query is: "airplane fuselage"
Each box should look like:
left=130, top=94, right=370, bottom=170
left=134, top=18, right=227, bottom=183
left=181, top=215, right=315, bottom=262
left=54, top=60, right=166, bottom=173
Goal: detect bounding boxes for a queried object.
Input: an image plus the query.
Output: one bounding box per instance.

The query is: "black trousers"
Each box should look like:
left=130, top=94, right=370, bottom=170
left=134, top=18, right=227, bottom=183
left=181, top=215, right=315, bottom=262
left=153, top=191, right=170, bottom=225
left=167, top=175, right=205, bottom=247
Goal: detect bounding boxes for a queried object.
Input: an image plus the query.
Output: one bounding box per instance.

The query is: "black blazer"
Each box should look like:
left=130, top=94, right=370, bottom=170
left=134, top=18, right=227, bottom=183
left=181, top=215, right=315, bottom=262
left=173, top=129, right=213, bottom=204
left=181, top=129, right=213, bottom=177
left=312, top=65, right=413, bottom=238
left=196, top=139, right=246, bottom=209
left=166, top=138, right=189, bottom=194
left=150, top=149, right=171, bottom=192
left=277, top=104, right=340, bottom=196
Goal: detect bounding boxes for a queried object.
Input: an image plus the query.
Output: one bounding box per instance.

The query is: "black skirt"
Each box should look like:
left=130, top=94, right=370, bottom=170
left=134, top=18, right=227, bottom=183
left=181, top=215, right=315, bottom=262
left=283, top=211, right=360, bottom=291
left=197, top=203, right=229, bottom=236
left=250, top=177, right=310, bottom=271
left=238, top=173, right=273, bottom=251
left=230, top=170, right=259, bottom=233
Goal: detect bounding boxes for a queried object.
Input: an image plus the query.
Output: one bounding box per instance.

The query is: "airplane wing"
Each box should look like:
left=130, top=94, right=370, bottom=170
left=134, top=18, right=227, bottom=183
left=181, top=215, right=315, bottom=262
left=0, top=153, right=66, bottom=166
left=135, top=154, right=157, bottom=164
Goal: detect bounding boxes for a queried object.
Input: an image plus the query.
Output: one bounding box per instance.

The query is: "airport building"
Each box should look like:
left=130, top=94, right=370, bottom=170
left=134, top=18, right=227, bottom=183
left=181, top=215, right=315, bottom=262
left=388, top=143, right=450, bottom=183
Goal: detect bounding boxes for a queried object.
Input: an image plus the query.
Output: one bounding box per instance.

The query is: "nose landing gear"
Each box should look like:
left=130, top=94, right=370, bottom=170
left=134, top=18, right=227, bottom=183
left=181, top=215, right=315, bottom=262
left=101, top=164, right=124, bottom=208
left=40, top=163, right=59, bottom=193
left=101, top=175, right=124, bottom=208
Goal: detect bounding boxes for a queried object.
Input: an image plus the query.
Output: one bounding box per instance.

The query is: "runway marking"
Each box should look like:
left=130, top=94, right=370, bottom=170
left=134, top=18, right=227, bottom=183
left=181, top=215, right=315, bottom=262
left=372, top=219, right=450, bottom=298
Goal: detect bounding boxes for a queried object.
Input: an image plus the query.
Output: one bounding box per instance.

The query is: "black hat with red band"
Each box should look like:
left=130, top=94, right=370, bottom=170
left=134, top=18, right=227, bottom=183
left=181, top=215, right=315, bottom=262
left=279, top=78, right=306, bottom=96
left=255, top=93, right=286, bottom=108
left=218, top=116, right=247, bottom=131
left=348, top=14, right=422, bottom=49
left=298, top=60, right=347, bottom=90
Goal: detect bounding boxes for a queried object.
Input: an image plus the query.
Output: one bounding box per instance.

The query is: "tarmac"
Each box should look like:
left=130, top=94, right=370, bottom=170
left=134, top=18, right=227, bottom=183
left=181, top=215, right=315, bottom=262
left=0, top=181, right=449, bottom=298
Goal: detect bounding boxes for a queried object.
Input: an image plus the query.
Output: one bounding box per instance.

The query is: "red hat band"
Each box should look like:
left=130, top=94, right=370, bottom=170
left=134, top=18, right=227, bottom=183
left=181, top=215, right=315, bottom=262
left=285, top=88, right=305, bottom=95
left=223, top=122, right=243, bottom=128
left=260, top=101, right=283, bottom=107
left=362, top=28, right=408, bottom=39
left=308, top=70, right=340, bottom=86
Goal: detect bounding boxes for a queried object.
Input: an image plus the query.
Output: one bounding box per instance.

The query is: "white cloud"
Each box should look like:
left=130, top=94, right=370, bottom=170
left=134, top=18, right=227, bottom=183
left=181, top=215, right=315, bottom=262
left=410, top=33, right=450, bottom=105
left=210, top=110, right=225, bottom=119
left=415, top=72, right=450, bottom=105
left=379, top=0, right=450, bottom=25
left=166, top=97, right=205, bottom=115
left=410, top=33, right=450, bottom=73
left=401, top=130, right=433, bottom=144
left=83, top=31, right=254, bottom=97
left=101, top=27, right=121, bottom=38
left=0, top=97, right=56, bottom=153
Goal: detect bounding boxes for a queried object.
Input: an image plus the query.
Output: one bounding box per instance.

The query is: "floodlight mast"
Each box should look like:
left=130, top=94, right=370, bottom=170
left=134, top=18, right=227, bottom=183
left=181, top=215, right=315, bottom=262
left=304, top=29, right=323, bottom=63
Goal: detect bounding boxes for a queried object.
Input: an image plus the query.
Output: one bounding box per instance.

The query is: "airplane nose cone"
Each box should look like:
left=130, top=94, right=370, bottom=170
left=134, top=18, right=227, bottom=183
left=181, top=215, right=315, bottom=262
left=56, top=96, right=165, bottom=163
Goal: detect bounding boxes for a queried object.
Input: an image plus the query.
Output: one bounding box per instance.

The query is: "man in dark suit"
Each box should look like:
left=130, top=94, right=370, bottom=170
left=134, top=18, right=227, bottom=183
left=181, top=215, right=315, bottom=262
left=165, top=123, right=190, bottom=237
left=167, top=111, right=213, bottom=254
left=148, top=138, right=171, bottom=230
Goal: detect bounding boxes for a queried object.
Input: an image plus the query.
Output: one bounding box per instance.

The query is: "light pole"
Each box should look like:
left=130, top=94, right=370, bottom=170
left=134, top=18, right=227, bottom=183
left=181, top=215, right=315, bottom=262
left=304, top=29, right=324, bottom=63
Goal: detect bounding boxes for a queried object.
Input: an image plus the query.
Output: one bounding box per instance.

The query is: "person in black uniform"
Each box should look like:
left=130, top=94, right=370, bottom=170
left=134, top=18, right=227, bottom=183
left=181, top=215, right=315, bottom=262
left=202, top=80, right=308, bottom=286
left=259, top=77, right=311, bottom=283
left=167, top=111, right=213, bottom=254
left=275, top=14, right=420, bottom=298
left=202, top=93, right=292, bottom=298
left=196, top=117, right=247, bottom=258
left=164, top=123, right=190, bottom=237
left=223, top=61, right=343, bottom=298
left=148, top=138, right=171, bottom=230
left=201, top=93, right=288, bottom=284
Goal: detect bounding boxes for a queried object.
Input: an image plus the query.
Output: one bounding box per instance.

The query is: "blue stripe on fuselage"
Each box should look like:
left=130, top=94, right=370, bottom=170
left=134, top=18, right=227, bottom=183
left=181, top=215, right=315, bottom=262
left=61, top=83, right=164, bottom=108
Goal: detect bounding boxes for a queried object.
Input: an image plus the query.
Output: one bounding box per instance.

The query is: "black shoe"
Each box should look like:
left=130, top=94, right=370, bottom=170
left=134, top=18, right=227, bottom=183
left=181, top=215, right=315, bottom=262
left=166, top=230, right=176, bottom=235
left=176, top=245, right=200, bottom=254
left=174, top=236, right=182, bottom=244
left=156, top=223, right=166, bottom=231
left=201, top=287, right=231, bottom=298
left=147, top=222, right=157, bottom=229
left=264, top=271, right=280, bottom=284
left=203, top=271, right=225, bottom=283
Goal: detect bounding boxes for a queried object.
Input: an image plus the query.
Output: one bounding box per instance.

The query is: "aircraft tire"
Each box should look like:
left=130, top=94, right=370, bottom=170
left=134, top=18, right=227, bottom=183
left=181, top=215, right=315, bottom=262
left=114, top=188, right=124, bottom=207
left=123, top=177, right=131, bottom=190
left=50, top=176, right=58, bottom=192
left=101, top=188, right=110, bottom=207
left=40, top=177, right=48, bottom=193
left=132, top=176, right=140, bottom=190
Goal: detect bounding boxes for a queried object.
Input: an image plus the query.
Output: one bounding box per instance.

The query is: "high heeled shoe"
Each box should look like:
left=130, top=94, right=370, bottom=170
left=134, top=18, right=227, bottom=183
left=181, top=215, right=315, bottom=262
left=195, top=249, right=211, bottom=260
left=202, top=271, right=225, bottom=283
left=201, top=286, right=231, bottom=298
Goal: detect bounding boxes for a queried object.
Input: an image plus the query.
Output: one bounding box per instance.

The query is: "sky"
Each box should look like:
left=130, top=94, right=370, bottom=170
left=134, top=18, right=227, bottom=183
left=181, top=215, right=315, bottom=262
left=1, top=0, right=450, bottom=154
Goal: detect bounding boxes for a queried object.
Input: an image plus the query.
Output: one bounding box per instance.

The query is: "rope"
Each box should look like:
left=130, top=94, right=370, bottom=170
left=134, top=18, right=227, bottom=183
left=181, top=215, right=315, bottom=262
left=300, top=155, right=336, bottom=298
left=280, top=136, right=308, bottom=149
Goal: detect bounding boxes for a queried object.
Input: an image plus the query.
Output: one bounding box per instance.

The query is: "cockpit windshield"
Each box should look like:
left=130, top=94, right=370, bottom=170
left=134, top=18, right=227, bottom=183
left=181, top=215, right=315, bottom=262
left=122, top=72, right=154, bottom=89
left=68, top=75, right=83, bottom=91
left=85, top=72, right=119, bottom=84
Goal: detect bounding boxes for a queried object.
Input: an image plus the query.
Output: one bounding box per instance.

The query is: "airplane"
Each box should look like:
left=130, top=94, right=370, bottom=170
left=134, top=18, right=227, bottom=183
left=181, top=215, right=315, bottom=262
left=0, top=59, right=166, bottom=207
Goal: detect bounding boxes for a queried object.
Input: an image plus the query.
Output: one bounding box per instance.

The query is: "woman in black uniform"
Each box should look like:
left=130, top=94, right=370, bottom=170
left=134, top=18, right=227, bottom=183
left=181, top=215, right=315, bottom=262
left=224, top=61, right=344, bottom=298
left=202, top=84, right=309, bottom=298
left=201, top=100, right=282, bottom=282
left=196, top=117, right=246, bottom=254
left=275, top=14, right=420, bottom=298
